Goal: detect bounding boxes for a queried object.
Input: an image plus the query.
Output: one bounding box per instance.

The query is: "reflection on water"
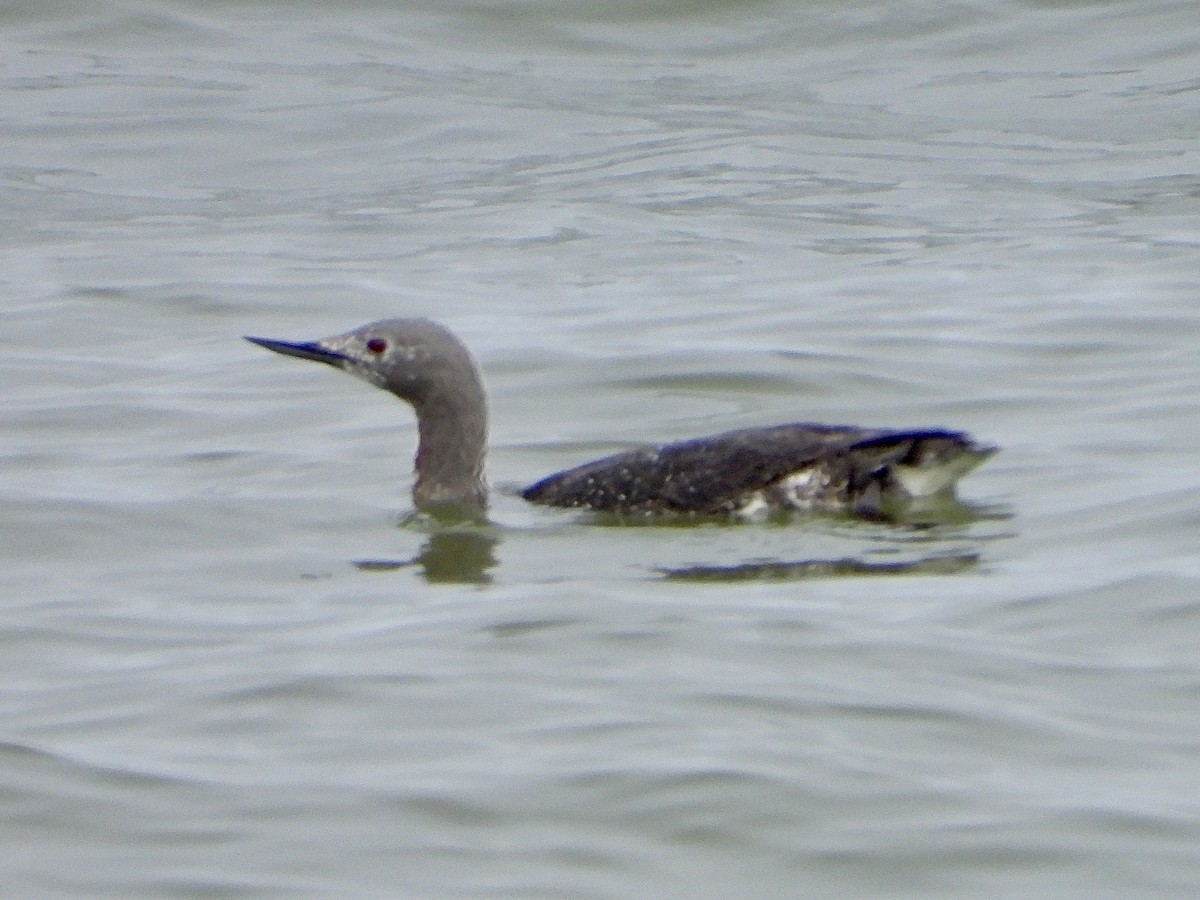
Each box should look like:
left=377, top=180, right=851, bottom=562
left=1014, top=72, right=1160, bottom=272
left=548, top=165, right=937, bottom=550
left=355, top=529, right=499, bottom=584
left=352, top=499, right=1006, bottom=585
left=579, top=496, right=1010, bottom=529
left=659, top=551, right=982, bottom=582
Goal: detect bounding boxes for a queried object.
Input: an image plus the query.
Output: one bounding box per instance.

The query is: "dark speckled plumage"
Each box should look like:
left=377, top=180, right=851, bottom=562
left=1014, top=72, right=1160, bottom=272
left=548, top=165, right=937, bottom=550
left=522, top=424, right=992, bottom=516
left=246, top=318, right=996, bottom=518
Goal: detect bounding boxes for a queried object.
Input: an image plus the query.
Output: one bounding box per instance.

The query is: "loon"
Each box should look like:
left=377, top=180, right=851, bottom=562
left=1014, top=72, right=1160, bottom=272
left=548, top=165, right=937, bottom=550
left=246, top=318, right=995, bottom=519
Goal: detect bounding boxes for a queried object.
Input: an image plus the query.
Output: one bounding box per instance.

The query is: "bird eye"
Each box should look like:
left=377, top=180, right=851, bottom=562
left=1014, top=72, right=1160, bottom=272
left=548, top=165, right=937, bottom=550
left=366, top=338, right=388, bottom=354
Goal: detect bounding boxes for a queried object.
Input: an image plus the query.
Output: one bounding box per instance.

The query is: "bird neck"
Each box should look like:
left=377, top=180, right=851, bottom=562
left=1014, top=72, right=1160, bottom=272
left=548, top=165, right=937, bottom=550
left=411, top=380, right=489, bottom=514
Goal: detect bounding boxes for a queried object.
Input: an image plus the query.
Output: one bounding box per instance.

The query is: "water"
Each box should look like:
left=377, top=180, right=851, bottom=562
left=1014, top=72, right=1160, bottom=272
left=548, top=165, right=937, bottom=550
left=3, top=0, right=1200, bottom=895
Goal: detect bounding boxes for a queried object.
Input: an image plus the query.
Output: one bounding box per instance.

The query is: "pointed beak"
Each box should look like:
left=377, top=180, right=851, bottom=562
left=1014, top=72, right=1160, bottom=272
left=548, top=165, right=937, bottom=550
left=244, top=336, right=348, bottom=368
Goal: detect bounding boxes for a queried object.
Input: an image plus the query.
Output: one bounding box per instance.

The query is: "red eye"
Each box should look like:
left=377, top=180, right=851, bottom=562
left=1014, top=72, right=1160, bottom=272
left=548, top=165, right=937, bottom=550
left=366, top=338, right=387, bottom=354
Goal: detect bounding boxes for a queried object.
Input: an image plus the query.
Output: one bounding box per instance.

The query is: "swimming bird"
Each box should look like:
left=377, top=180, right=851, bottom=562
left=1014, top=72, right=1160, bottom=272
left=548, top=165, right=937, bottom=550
left=246, top=318, right=995, bottom=519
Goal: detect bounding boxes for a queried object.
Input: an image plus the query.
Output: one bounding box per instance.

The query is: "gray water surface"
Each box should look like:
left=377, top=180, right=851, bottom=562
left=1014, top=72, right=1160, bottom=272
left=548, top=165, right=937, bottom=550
left=3, top=1, right=1200, bottom=896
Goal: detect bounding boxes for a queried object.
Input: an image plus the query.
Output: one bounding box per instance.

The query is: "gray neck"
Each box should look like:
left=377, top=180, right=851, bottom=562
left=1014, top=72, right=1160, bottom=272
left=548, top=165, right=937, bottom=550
left=411, top=377, right=489, bottom=512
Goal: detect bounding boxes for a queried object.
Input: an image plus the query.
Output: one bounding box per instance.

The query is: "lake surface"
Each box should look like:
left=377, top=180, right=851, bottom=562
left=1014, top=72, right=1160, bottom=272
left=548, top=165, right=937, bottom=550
left=3, top=0, right=1200, bottom=896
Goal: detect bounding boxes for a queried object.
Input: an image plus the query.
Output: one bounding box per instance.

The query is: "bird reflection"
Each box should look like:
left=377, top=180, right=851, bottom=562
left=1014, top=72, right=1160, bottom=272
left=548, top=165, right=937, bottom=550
left=355, top=528, right=498, bottom=585
left=658, top=551, right=981, bottom=582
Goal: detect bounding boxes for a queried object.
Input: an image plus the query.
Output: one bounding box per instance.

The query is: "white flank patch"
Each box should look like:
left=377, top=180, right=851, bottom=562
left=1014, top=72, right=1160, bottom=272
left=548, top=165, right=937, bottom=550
left=736, top=491, right=770, bottom=519
left=891, top=454, right=982, bottom=498
left=777, top=469, right=820, bottom=508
